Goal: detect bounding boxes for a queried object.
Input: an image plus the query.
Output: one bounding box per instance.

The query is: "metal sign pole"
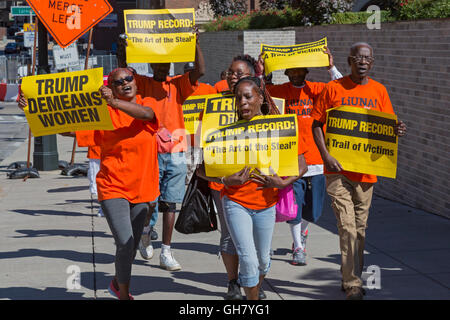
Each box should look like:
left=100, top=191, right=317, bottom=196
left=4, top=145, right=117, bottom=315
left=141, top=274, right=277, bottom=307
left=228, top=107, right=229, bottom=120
left=69, top=28, right=93, bottom=166
left=33, top=18, right=59, bottom=171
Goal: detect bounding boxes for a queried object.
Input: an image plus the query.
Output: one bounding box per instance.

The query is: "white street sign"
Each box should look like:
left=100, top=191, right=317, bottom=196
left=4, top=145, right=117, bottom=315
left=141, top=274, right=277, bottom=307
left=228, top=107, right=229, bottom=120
left=23, top=31, right=37, bottom=48
left=53, top=42, right=80, bottom=70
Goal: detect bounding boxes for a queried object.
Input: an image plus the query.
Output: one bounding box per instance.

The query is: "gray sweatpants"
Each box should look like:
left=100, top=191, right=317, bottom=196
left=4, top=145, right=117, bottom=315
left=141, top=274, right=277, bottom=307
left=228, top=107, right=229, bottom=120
left=212, top=189, right=237, bottom=255
left=101, top=198, right=149, bottom=284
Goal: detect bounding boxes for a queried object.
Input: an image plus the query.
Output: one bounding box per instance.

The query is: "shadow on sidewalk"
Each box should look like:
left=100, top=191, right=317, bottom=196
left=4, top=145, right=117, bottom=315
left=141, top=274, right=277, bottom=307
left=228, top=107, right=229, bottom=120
left=83, top=271, right=225, bottom=299
left=12, top=229, right=112, bottom=239
left=0, top=287, right=90, bottom=300
left=0, top=248, right=115, bottom=265
left=47, top=186, right=89, bottom=193
left=11, top=209, right=92, bottom=217
left=267, top=268, right=343, bottom=300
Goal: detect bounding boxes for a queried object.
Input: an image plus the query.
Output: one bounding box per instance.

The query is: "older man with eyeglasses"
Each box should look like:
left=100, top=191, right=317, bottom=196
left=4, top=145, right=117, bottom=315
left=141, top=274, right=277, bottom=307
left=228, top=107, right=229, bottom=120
left=311, top=42, right=407, bottom=300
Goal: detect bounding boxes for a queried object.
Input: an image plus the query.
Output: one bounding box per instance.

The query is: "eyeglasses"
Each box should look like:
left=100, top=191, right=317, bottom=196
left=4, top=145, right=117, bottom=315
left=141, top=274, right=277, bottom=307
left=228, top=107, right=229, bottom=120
left=225, top=70, right=250, bottom=79
left=113, top=75, right=134, bottom=86
left=350, top=55, right=374, bottom=63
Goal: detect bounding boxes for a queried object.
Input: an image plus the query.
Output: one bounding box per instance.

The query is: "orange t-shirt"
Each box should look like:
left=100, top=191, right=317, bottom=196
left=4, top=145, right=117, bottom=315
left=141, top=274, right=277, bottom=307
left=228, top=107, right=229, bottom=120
left=311, top=76, right=395, bottom=183
left=268, top=81, right=326, bottom=166
left=221, top=131, right=308, bottom=210
left=94, top=95, right=160, bottom=203
left=214, top=79, right=229, bottom=93
left=88, top=146, right=101, bottom=160
left=192, top=82, right=217, bottom=96
left=76, top=130, right=101, bottom=160
left=134, top=72, right=197, bottom=153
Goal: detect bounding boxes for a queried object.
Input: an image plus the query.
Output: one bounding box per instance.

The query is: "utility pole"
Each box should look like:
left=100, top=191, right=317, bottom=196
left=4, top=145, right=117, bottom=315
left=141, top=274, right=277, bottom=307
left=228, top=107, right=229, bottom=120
left=33, top=19, right=58, bottom=171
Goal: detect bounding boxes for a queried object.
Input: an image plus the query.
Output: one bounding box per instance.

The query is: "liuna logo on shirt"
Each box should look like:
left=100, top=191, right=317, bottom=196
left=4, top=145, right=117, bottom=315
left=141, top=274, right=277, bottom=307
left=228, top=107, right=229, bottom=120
left=341, top=97, right=378, bottom=109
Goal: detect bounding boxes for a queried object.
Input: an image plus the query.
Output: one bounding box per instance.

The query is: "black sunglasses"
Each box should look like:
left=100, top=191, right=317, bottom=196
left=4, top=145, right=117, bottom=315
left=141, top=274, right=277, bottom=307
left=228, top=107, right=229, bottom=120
left=113, top=75, right=134, bottom=86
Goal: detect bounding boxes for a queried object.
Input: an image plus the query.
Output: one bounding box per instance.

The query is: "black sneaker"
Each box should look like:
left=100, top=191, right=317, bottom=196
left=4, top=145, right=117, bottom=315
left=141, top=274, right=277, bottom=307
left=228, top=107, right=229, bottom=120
left=225, top=279, right=243, bottom=300
left=150, top=226, right=158, bottom=241
left=259, top=287, right=267, bottom=300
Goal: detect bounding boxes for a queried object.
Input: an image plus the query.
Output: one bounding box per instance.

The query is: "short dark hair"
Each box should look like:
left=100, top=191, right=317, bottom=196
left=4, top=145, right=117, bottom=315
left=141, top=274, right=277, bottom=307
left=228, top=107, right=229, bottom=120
left=231, top=55, right=257, bottom=75
left=350, top=42, right=373, bottom=56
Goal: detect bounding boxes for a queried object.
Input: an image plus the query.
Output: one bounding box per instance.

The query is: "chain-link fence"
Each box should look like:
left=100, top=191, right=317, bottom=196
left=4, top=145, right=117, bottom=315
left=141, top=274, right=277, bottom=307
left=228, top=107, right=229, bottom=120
left=0, top=55, right=23, bottom=83
left=0, top=54, right=118, bottom=83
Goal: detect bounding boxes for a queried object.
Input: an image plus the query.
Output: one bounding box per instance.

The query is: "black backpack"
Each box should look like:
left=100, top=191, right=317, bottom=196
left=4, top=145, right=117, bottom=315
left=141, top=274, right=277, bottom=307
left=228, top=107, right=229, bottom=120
left=175, top=173, right=218, bottom=234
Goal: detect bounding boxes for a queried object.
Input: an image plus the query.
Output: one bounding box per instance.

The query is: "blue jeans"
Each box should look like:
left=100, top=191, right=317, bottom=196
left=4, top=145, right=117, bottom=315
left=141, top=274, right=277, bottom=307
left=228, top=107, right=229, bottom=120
left=288, top=174, right=326, bottom=224
left=222, top=196, right=275, bottom=288
left=158, top=152, right=187, bottom=204
left=150, top=200, right=158, bottom=227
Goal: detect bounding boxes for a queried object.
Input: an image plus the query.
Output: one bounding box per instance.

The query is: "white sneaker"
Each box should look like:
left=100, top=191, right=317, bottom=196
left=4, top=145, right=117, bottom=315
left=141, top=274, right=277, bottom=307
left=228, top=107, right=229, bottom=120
left=139, top=233, right=154, bottom=260
left=97, top=208, right=104, bottom=217
left=160, top=251, right=181, bottom=271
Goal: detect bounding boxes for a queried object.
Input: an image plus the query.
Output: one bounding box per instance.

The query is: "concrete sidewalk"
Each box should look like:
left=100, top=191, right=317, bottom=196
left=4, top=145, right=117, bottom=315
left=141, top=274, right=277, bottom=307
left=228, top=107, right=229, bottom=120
left=0, top=136, right=449, bottom=300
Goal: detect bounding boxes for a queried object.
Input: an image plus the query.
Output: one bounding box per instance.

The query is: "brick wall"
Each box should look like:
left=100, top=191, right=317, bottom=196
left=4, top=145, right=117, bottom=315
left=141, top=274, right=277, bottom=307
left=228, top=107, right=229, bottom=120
left=198, top=31, right=245, bottom=85
left=198, top=29, right=295, bottom=85
left=243, top=29, right=295, bottom=84
left=166, top=0, right=199, bottom=9
left=199, top=19, right=450, bottom=218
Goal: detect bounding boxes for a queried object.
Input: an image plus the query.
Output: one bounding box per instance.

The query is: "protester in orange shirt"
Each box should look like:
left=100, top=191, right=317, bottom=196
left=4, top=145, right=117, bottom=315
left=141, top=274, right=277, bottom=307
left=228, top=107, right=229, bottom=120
left=204, top=54, right=270, bottom=300
left=18, top=68, right=160, bottom=300
left=311, top=42, right=406, bottom=300
left=259, top=47, right=343, bottom=266
left=117, top=28, right=205, bottom=271
left=197, top=76, right=308, bottom=300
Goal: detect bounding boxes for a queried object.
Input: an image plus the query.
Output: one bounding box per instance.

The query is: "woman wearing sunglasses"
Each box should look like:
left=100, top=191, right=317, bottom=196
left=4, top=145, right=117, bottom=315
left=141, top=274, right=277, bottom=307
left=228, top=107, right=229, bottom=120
left=95, top=68, right=159, bottom=300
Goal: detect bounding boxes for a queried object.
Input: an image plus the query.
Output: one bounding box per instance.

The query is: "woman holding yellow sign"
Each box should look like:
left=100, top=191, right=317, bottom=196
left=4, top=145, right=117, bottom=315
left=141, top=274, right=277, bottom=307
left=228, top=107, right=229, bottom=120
left=96, top=68, right=160, bottom=301
left=197, top=76, right=308, bottom=300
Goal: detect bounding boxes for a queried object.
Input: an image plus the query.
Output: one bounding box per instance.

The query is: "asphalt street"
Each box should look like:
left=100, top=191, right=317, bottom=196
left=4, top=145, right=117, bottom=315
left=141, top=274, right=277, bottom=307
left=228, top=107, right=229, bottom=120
left=0, top=102, right=29, bottom=164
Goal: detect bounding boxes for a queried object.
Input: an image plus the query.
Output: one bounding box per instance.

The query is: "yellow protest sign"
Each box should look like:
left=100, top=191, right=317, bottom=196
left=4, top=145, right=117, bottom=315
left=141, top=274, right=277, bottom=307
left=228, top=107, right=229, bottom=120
left=261, top=38, right=329, bottom=75
left=325, top=106, right=398, bottom=178
left=124, top=8, right=196, bottom=63
left=23, top=23, right=35, bottom=32
left=201, top=94, right=236, bottom=146
left=21, top=68, right=114, bottom=137
left=183, top=93, right=221, bottom=135
left=203, top=114, right=299, bottom=177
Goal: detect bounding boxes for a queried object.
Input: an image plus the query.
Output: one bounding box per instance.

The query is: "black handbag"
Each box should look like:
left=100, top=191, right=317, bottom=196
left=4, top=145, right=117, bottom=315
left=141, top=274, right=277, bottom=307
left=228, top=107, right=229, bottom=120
left=175, top=173, right=218, bottom=234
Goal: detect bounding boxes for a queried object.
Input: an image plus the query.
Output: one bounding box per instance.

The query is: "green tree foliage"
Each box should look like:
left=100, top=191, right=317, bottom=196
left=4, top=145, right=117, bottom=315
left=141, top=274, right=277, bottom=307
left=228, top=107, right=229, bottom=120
left=259, top=0, right=289, bottom=10
left=209, top=0, right=248, bottom=17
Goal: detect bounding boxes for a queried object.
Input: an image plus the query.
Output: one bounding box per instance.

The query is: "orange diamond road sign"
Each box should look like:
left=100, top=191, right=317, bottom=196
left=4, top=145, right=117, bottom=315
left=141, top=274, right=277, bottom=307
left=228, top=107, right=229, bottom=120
left=26, top=0, right=113, bottom=48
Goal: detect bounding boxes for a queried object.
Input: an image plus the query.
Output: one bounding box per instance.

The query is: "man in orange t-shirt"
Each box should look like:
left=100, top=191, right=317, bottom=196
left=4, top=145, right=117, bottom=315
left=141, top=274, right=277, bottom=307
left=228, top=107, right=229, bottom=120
left=262, top=47, right=342, bottom=266
left=311, top=42, right=407, bottom=300
left=117, top=31, right=206, bottom=271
